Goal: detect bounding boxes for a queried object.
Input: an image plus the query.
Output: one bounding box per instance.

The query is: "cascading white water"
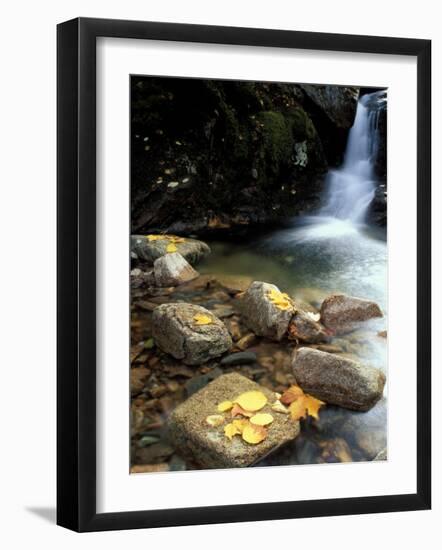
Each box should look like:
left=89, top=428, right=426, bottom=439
left=320, top=90, right=385, bottom=224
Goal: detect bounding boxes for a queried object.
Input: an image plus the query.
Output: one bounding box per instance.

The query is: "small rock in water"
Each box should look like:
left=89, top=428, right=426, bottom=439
left=154, top=252, right=199, bottom=287
left=221, top=351, right=257, bottom=366
left=211, top=305, right=235, bottom=319
left=131, top=234, right=210, bottom=266
left=288, top=308, right=328, bottom=343
left=130, top=268, right=155, bottom=289
left=241, top=281, right=295, bottom=341
left=152, top=303, right=232, bottom=365
left=292, top=347, right=385, bottom=411
left=236, top=333, right=258, bottom=350
left=167, top=373, right=300, bottom=469
left=217, top=274, right=253, bottom=294
left=320, top=293, right=383, bottom=334
left=185, top=367, right=223, bottom=397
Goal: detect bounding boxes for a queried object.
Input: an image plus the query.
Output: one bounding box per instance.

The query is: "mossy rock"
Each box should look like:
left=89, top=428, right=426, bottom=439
left=257, top=111, right=294, bottom=175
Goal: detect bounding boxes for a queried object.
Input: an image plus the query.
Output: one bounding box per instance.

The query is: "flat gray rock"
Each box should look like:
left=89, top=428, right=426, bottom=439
left=241, top=281, right=295, bottom=341
left=320, top=293, right=383, bottom=334
left=167, top=373, right=300, bottom=469
left=152, top=303, right=232, bottom=365
left=131, top=235, right=210, bottom=266
left=154, top=252, right=199, bottom=287
left=292, top=347, right=385, bottom=411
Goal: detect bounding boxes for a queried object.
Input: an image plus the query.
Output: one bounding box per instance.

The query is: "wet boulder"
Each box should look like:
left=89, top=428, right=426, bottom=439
left=131, top=235, right=210, bottom=266
left=241, top=281, right=295, bottom=341
left=320, top=293, right=383, bottom=334
left=288, top=308, right=329, bottom=343
left=153, top=252, right=199, bottom=287
left=292, top=347, right=385, bottom=411
left=167, top=373, right=300, bottom=469
left=152, top=303, right=232, bottom=365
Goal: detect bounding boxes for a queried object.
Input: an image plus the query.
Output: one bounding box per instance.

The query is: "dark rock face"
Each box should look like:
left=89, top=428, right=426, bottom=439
left=131, top=78, right=359, bottom=235
left=299, top=85, right=359, bottom=129
left=320, top=294, right=383, bottom=334
left=292, top=347, right=385, bottom=411
left=152, top=303, right=232, bottom=365
left=299, top=85, right=359, bottom=166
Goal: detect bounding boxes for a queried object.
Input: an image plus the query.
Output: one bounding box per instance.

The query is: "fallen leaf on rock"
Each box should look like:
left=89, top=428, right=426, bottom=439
left=242, top=423, right=267, bottom=445
left=231, top=403, right=254, bottom=418
left=271, top=400, right=289, bottom=414
left=250, top=413, right=274, bottom=426
left=280, top=385, right=304, bottom=405
left=146, top=235, right=164, bottom=242
left=235, top=390, right=267, bottom=412
left=217, top=400, right=233, bottom=412
left=224, top=422, right=241, bottom=440
left=206, top=414, right=225, bottom=427
left=232, top=419, right=249, bottom=433
left=166, top=243, right=178, bottom=253
left=267, top=288, right=294, bottom=311
left=193, top=313, right=214, bottom=325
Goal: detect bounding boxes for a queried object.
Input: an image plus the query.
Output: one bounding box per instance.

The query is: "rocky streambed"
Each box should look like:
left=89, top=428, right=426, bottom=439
left=130, top=232, right=388, bottom=472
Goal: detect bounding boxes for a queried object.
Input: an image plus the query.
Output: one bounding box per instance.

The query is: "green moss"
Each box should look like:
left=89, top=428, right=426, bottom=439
left=290, top=107, right=317, bottom=140
left=257, top=111, right=293, bottom=175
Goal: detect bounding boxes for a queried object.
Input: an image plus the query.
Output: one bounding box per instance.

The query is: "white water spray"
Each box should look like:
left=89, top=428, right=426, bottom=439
left=320, top=90, right=386, bottom=224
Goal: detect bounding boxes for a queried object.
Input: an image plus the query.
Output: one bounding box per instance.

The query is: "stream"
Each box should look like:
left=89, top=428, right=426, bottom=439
left=199, top=91, right=388, bottom=464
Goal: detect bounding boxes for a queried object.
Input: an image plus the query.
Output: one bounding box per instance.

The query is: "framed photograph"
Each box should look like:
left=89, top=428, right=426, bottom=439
left=57, top=17, right=431, bottom=532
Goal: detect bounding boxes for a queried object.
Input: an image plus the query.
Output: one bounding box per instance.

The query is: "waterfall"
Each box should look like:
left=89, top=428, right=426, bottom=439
left=320, top=90, right=386, bottom=224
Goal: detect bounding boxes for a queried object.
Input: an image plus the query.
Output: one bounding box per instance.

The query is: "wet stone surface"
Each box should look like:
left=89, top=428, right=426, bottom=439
left=167, top=373, right=300, bottom=469
left=320, top=293, right=383, bottom=335
left=292, top=347, right=385, bottom=411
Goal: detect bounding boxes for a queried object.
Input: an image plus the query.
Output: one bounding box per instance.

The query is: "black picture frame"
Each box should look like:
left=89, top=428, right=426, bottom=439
left=57, top=17, right=431, bottom=532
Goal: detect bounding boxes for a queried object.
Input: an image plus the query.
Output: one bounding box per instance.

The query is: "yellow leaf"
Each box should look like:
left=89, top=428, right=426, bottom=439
left=224, top=422, right=241, bottom=440
left=205, top=414, right=224, bottom=427
left=271, top=400, right=289, bottom=414
left=169, top=236, right=185, bottom=243
left=231, top=403, right=254, bottom=418
left=217, top=400, right=233, bottom=412
left=280, top=385, right=304, bottom=405
left=304, top=393, right=325, bottom=420
left=193, top=313, right=213, bottom=326
left=289, top=394, right=325, bottom=421
left=267, top=288, right=294, bottom=311
left=250, top=413, right=274, bottom=426
left=242, top=423, right=267, bottom=445
left=232, top=418, right=249, bottom=433
left=289, top=398, right=308, bottom=421
left=166, top=242, right=178, bottom=253
left=235, top=391, right=267, bottom=412
left=146, top=234, right=164, bottom=241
